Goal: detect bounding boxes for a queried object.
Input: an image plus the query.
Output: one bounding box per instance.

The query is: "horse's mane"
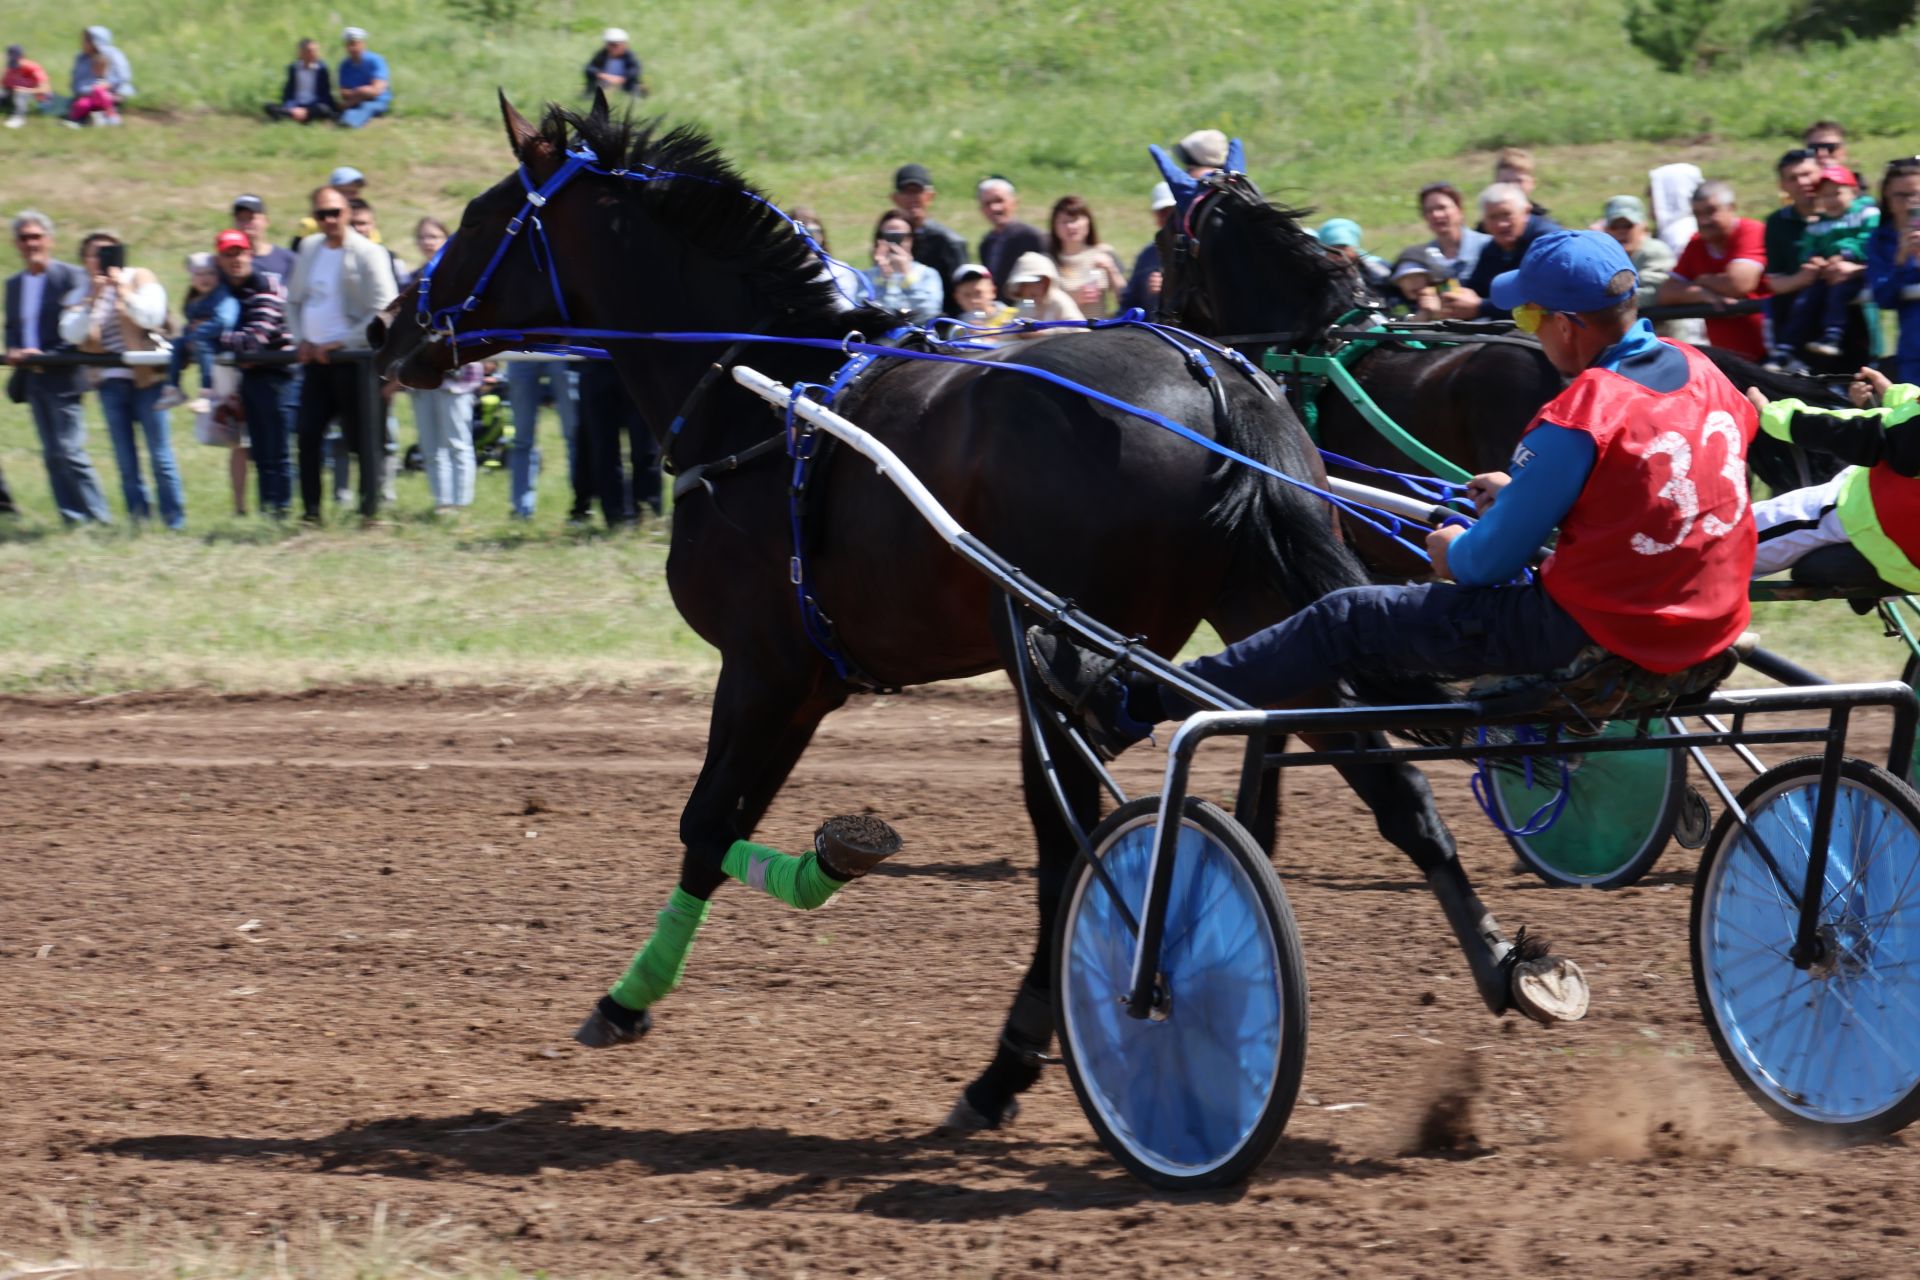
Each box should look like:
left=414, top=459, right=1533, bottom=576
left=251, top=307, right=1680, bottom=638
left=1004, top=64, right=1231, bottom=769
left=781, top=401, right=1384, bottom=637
left=537, top=106, right=878, bottom=327
left=1206, top=192, right=1363, bottom=332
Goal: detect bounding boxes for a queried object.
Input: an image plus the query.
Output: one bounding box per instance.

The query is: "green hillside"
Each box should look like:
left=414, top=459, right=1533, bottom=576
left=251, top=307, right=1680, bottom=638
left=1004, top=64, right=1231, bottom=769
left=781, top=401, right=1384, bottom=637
left=2, top=0, right=1916, bottom=691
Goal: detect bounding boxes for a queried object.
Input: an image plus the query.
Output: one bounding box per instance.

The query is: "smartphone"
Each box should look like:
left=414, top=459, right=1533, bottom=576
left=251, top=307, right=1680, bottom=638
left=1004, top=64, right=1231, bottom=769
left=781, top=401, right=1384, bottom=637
left=1908, top=208, right=1920, bottom=232
left=96, top=243, right=125, bottom=272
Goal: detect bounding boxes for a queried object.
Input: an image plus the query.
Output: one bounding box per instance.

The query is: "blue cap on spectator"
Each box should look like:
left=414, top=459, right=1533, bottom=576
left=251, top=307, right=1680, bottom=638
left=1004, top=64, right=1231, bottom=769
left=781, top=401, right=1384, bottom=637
left=328, top=166, right=366, bottom=188
left=1489, top=230, right=1637, bottom=314
left=1315, top=218, right=1364, bottom=250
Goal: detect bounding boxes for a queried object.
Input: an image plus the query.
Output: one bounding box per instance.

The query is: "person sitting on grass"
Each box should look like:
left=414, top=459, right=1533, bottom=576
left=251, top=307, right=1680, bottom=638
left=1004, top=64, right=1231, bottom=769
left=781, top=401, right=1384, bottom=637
left=334, top=27, right=390, bottom=129
left=583, top=28, right=643, bottom=97
left=156, top=251, right=238, bottom=413
left=265, top=38, right=335, bottom=123
left=1745, top=367, right=1920, bottom=592
left=1028, top=231, right=1757, bottom=777
left=1770, top=165, right=1878, bottom=368
left=3, top=45, right=56, bottom=128
left=64, top=27, right=130, bottom=127
left=1316, top=218, right=1395, bottom=302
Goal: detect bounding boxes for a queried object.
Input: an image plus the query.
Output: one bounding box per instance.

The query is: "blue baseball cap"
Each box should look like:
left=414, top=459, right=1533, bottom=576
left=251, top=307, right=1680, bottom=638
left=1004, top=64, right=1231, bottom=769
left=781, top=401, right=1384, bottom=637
left=1315, top=218, right=1364, bottom=250
left=1489, top=230, right=1638, bottom=314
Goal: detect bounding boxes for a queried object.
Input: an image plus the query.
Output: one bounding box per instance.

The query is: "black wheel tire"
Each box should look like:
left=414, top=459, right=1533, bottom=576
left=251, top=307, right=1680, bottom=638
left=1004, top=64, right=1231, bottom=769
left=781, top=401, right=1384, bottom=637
left=1690, top=755, right=1920, bottom=1138
left=1053, top=796, right=1308, bottom=1190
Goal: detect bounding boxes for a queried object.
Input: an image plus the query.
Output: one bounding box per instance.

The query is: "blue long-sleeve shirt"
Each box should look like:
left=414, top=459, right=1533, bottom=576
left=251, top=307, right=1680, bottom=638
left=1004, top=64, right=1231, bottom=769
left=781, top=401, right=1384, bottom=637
left=1868, top=222, right=1920, bottom=382
left=1447, top=318, right=1678, bottom=585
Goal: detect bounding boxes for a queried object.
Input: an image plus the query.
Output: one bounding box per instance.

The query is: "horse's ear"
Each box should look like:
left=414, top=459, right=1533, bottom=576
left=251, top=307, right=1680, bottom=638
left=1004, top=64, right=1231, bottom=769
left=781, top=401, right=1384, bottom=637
left=1226, top=137, right=1246, bottom=174
left=498, top=90, right=545, bottom=162
left=588, top=86, right=611, bottom=126
left=1148, top=144, right=1201, bottom=212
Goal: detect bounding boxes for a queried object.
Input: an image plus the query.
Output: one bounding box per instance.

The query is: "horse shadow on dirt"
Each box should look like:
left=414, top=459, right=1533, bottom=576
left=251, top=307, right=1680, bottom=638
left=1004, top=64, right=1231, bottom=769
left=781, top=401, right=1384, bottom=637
left=92, top=1098, right=1398, bottom=1221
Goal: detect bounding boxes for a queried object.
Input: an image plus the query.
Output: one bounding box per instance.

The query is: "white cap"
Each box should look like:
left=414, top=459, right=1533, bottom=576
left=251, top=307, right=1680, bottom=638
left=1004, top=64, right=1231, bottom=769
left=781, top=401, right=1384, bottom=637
left=342, top=25, right=368, bottom=42
left=603, top=27, right=629, bottom=43
left=1150, top=181, right=1176, bottom=212
left=952, top=262, right=990, bottom=284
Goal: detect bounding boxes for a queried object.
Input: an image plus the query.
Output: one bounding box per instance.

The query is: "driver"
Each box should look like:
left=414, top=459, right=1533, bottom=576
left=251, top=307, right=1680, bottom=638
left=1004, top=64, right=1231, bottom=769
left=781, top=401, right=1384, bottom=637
left=1029, top=230, right=1758, bottom=752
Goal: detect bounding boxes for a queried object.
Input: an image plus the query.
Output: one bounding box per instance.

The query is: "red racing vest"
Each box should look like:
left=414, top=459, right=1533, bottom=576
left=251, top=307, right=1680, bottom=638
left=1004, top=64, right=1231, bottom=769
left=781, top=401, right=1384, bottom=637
left=1537, top=340, right=1757, bottom=673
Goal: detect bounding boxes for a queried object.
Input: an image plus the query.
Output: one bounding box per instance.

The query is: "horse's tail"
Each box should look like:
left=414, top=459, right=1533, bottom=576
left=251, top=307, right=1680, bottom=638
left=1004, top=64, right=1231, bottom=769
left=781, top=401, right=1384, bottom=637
left=1209, top=391, right=1458, bottom=709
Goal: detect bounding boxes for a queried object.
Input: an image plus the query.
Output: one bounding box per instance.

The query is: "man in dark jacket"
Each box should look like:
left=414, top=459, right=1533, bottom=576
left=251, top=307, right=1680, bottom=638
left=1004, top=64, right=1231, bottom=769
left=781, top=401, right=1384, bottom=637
left=892, top=163, right=968, bottom=315
left=1447, top=183, right=1564, bottom=321
left=215, top=230, right=295, bottom=516
left=5, top=210, right=109, bottom=522
left=266, top=38, right=336, bottom=122
left=976, top=178, right=1045, bottom=294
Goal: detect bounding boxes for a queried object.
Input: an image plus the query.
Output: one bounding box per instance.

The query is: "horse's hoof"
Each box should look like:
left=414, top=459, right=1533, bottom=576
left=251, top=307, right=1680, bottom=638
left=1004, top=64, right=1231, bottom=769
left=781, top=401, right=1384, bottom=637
left=573, top=997, right=653, bottom=1048
left=942, top=1091, right=1020, bottom=1133
left=815, top=814, right=903, bottom=881
left=1510, top=954, right=1589, bottom=1025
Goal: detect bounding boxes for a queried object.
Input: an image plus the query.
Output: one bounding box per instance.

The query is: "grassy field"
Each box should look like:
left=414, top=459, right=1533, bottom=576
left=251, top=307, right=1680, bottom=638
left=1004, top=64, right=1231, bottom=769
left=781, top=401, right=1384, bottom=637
left=2, top=1, right=1916, bottom=692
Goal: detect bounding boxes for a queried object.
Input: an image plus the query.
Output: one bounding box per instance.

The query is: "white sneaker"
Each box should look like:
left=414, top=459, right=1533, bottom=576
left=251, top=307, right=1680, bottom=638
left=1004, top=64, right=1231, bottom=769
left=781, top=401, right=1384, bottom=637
left=183, top=396, right=211, bottom=415
left=87, top=110, right=105, bottom=127
left=4, top=114, right=24, bottom=130
left=1804, top=339, right=1842, bottom=359
left=154, top=386, right=187, bottom=411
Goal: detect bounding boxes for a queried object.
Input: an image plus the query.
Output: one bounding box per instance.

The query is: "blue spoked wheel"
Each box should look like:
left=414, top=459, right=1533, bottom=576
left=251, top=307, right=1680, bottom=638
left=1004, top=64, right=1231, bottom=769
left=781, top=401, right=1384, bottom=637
left=1489, top=719, right=1685, bottom=889
left=1691, top=756, right=1920, bottom=1137
left=1054, top=796, right=1307, bottom=1189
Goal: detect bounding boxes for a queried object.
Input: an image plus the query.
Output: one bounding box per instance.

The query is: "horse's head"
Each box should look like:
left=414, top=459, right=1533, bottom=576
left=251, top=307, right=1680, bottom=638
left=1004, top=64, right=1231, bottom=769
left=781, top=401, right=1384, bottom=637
left=1148, top=144, right=1360, bottom=351
left=372, top=94, right=592, bottom=387
left=373, top=92, right=869, bottom=390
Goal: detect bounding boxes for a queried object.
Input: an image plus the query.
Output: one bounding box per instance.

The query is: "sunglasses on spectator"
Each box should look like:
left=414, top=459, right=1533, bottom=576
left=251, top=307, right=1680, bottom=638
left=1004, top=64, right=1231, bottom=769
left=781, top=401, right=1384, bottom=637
left=1809, top=140, right=1841, bottom=153
left=15, top=231, right=46, bottom=242
left=312, top=207, right=345, bottom=219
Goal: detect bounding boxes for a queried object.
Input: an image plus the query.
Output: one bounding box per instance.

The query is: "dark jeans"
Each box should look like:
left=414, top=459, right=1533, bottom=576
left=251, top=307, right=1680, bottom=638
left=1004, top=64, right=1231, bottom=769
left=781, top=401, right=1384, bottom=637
left=240, top=369, right=294, bottom=512
left=296, top=360, right=376, bottom=519
left=0, top=459, right=13, bottom=514
left=24, top=371, right=111, bottom=523
left=1153, top=581, right=1591, bottom=720
left=578, top=362, right=661, bottom=524
left=1781, top=273, right=1868, bottom=349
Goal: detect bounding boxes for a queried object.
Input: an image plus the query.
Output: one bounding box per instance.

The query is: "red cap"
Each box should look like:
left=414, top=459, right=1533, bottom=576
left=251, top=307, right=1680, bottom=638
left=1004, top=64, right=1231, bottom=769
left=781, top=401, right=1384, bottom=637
left=215, top=229, right=251, bottom=253
left=1818, top=164, right=1857, bottom=187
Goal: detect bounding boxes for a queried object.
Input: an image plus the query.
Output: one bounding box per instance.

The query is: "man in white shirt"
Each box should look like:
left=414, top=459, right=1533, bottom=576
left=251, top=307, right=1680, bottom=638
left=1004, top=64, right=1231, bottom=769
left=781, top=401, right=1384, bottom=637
left=5, top=210, right=109, bottom=521
left=285, top=184, right=396, bottom=521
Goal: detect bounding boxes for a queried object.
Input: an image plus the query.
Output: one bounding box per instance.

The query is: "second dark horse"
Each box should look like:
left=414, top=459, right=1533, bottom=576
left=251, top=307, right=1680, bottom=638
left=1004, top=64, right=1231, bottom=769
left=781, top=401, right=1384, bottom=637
left=372, top=96, right=1584, bottom=1134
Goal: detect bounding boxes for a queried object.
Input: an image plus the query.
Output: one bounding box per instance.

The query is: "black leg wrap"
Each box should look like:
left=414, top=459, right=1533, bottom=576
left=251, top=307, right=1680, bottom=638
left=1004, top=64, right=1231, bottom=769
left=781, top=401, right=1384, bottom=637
left=998, top=980, right=1054, bottom=1067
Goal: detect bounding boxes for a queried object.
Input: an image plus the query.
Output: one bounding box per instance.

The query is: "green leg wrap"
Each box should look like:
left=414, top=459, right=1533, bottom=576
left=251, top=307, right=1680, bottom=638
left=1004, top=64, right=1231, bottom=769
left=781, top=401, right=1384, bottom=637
left=721, top=839, right=847, bottom=911
left=607, top=887, right=711, bottom=1012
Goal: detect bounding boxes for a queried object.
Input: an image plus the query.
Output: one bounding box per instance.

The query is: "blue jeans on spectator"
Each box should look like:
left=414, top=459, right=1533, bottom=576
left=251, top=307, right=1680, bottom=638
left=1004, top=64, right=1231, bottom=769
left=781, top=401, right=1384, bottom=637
left=411, top=386, right=477, bottom=507
left=96, top=378, right=186, bottom=528
left=1781, top=269, right=1868, bottom=352
left=337, top=100, right=389, bottom=128
left=24, top=373, right=111, bottom=523
left=239, top=370, right=294, bottom=513
left=166, top=317, right=225, bottom=391
left=507, top=360, right=579, bottom=517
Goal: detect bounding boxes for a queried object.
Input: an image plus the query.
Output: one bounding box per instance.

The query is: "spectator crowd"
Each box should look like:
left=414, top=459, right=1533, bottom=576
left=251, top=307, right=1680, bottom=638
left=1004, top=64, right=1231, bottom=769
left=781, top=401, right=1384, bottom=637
left=3, top=21, right=1917, bottom=539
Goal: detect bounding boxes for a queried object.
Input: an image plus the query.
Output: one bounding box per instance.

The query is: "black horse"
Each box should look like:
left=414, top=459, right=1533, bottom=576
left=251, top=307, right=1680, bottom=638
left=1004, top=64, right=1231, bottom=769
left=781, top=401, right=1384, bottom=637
left=1152, top=162, right=1845, bottom=511
left=372, top=96, right=1580, bottom=1132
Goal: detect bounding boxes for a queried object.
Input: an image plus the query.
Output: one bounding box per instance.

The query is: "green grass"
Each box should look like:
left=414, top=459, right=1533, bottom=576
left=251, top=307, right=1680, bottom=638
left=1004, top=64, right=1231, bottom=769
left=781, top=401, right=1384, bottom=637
left=3, top=0, right=1917, bottom=692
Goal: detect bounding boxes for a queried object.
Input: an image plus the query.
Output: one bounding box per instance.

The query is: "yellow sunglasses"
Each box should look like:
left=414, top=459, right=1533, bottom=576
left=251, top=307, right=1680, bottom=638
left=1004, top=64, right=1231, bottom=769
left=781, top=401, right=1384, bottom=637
left=1512, top=302, right=1589, bottom=335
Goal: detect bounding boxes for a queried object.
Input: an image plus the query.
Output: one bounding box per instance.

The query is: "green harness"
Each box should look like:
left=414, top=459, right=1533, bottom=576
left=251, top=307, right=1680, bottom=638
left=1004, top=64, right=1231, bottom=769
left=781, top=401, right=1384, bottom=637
left=1262, top=311, right=1468, bottom=484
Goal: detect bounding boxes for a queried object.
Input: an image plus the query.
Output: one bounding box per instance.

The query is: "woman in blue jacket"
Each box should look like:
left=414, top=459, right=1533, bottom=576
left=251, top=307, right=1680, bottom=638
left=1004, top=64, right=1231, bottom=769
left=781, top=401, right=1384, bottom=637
left=1868, top=158, right=1920, bottom=381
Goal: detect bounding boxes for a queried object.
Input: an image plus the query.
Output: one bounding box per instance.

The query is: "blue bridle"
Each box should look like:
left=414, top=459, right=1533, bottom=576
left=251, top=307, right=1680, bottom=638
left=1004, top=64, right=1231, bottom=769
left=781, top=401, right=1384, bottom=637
left=414, top=143, right=869, bottom=349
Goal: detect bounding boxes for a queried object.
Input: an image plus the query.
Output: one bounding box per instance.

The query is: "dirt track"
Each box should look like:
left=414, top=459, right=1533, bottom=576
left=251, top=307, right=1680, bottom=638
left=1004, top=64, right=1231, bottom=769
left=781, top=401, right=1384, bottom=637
left=2, top=686, right=1916, bottom=1278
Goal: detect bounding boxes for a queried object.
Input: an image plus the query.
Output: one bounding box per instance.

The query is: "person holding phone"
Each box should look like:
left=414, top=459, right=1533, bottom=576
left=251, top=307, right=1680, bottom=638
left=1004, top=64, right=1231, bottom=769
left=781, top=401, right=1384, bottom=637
left=1869, top=158, right=1920, bottom=383
left=1047, top=195, right=1127, bottom=319
left=863, top=211, right=942, bottom=324
left=59, top=231, right=185, bottom=528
